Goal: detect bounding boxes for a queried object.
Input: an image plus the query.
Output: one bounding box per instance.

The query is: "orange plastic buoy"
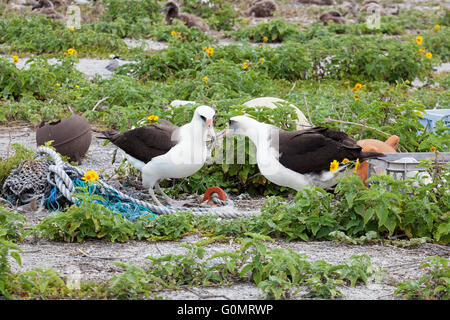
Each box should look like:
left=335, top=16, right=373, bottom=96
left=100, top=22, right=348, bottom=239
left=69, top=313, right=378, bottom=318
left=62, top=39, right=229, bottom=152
left=200, top=187, right=227, bottom=207
left=356, top=135, right=400, bottom=186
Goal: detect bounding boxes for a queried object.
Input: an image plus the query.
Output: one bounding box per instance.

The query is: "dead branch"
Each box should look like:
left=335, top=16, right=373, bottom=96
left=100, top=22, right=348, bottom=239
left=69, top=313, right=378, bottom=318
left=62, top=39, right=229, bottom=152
left=323, top=117, right=394, bottom=137
left=92, top=96, right=110, bottom=111
left=323, top=117, right=408, bottom=152
left=303, top=94, right=313, bottom=125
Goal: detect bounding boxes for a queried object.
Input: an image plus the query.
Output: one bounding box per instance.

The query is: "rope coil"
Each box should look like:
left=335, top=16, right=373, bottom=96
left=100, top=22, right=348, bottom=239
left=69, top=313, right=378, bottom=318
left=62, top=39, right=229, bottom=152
left=32, top=147, right=258, bottom=219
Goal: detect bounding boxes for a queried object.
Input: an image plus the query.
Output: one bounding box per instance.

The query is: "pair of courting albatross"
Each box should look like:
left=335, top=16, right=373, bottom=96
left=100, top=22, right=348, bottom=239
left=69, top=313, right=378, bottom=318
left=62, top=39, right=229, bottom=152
left=101, top=108, right=383, bottom=207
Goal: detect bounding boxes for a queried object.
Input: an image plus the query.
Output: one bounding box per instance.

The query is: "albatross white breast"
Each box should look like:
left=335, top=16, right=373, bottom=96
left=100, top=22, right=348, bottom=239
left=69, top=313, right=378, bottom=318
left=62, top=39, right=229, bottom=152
left=227, top=115, right=384, bottom=190
left=100, top=106, right=216, bottom=206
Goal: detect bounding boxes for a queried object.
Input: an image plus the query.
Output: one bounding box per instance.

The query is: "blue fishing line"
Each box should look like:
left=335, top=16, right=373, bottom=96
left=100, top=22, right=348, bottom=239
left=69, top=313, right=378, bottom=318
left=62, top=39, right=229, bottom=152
left=44, top=172, right=156, bottom=221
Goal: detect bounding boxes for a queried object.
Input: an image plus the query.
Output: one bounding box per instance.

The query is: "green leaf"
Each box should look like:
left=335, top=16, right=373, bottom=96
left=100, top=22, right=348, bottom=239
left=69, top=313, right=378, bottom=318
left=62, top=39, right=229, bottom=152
left=375, top=205, right=388, bottom=227
left=240, top=264, right=253, bottom=278
left=384, top=216, right=397, bottom=235
left=345, top=192, right=356, bottom=208
left=10, top=251, right=22, bottom=266
left=363, top=208, right=374, bottom=225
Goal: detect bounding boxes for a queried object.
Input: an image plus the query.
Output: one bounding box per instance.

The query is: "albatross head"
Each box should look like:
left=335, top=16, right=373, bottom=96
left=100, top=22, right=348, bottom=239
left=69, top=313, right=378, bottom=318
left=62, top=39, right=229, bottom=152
left=227, top=115, right=268, bottom=143
left=193, top=105, right=216, bottom=143
left=161, top=1, right=178, bottom=15
left=32, top=0, right=53, bottom=10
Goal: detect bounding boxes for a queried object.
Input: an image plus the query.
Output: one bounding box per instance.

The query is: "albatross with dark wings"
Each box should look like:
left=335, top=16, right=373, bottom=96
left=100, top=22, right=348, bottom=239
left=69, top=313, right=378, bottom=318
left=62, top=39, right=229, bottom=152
left=100, top=106, right=216, bottom=206
left=227, top=116, right=384, bottom=190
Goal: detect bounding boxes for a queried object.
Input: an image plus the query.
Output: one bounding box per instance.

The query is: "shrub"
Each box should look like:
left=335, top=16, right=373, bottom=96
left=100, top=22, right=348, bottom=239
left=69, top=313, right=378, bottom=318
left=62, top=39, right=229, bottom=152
left=394, top=256, right=449, bottom=300
left=101, top=0, right=162, bottom=24
left=0, top=15, right=125, bottom=54
left=182, top=0, right=238, bottom=31
left=232, top=19, right=301, bottom=43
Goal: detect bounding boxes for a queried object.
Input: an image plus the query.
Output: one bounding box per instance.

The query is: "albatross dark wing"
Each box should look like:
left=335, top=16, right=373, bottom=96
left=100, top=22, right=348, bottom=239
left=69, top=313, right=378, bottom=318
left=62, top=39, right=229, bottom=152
left=99, top=121, right=179, bottom=163
left=275, top=127, right=383, bottom=173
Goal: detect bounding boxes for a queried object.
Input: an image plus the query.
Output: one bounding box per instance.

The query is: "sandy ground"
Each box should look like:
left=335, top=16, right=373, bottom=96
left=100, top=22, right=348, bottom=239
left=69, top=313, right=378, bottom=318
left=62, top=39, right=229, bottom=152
left=1, top=126, right=449, bottom=300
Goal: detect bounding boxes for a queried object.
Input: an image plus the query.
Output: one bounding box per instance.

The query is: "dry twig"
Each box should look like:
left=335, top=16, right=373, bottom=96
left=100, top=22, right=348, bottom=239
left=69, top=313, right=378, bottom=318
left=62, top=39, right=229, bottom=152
left=323, top=118, right=409, bottom=152
left=303, top=94, right=313, bottom=125
left=92, top=97, right=110, bottom=112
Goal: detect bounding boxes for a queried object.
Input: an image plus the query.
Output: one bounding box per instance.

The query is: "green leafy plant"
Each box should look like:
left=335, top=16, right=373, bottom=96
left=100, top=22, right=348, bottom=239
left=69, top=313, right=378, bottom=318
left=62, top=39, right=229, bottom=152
left=101, top=0, right=162, bottom=24
left=394, top=256, right=449, bottom=300
left=0, top=144, right=34, bottom=186
left=0, top=14, right=126, bottom=55
left=0, top=206, right=28, bottom=242
left=108, top=234, right=380, bottom=300
left=0, top=239, right=22, bottom=298
left=232, top=19, right=301, bottom=43
left=36, top=188, right=137, bottom=242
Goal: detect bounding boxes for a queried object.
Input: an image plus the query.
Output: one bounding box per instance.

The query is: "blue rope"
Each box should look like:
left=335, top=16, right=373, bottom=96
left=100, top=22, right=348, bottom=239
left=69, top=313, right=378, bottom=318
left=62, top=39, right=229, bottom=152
left=42, top=186, right=61, bottom=212
left=45, top=177, right=156, bottom=222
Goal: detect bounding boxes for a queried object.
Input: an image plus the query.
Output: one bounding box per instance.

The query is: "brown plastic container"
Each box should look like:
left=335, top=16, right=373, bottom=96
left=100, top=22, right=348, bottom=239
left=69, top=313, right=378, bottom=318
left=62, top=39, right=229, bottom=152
left=36, top=115, right=92, bottom=164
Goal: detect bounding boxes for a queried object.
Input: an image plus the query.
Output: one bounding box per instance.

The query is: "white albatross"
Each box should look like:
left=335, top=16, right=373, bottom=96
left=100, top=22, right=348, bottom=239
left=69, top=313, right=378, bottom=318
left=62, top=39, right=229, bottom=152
left=100, top=106, right=216, bottom=206
left=227, top=115, right=384, bottom=190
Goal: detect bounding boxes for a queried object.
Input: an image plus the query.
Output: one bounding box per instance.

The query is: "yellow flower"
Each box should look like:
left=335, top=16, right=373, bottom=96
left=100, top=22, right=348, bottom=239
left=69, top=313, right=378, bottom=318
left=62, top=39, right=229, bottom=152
left=69, top=25, right=75, bottom=32
left=242, top=61, right=248, bottom=70
left=67, top=48, right=77, bottom=56
left=75, top=85, right=80, bottom=88
left=242, top=18, right=248, bottom=24
left=12, top=55, right=19, bottom=64
left=435, top=24, right=440, bottom=31
left=426, top=52, right=432, bottom=59
left=263, top=36, right=268, bottom=42
left=330, top=160, right=339, bottom=173
left=83, top=170, right=99, bottom=182
left=430, top=146, right=436, bottom=152
left=405, top=80, right=410, bottom=84
left=352, top=83, right=362, bottom=92
left=148, top=115, right=159, bottom=123
left=342, top=158, right=350, bottom=164
left=202, top=76, right=208, bottom=84
left=202, top=46, right=207, bottom=51
left=354, top=94, right=359, bottom=101
left=56, top=83, right=61, bottom=87
left=416, top=36, right=423, bottom=45
left=354, top=158, right=360, bottom=171
left=419, top=47, right=426, bottom=54
left=206, top=47, right=214, bottom=56
left=171, top=30, right=176, bottom=36
left=260, top=57, right=265, bottom=64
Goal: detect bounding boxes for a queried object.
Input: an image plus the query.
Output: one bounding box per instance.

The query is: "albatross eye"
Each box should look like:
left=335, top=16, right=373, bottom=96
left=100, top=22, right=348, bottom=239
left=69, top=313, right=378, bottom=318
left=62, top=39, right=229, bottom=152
left=200, top=115, right=206, bottom=122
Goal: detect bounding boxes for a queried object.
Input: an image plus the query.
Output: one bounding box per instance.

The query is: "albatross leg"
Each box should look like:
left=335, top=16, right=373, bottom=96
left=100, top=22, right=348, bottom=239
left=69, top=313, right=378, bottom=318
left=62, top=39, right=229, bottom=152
left=155, top=182, right=196, bottom=207
left=148, top=187, right=164, bottom=207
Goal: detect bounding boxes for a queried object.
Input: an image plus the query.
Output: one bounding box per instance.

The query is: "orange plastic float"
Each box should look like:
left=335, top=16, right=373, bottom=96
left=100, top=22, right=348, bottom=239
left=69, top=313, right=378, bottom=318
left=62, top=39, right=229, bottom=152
left=356, top=135, right=400, bottom=185
left=200, top=186, right=227, bottom=207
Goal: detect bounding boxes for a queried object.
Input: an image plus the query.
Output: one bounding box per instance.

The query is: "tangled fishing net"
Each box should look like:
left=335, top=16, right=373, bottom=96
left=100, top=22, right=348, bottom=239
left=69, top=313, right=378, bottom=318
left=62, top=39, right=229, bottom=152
left=2, top=147, right=256, bottom=220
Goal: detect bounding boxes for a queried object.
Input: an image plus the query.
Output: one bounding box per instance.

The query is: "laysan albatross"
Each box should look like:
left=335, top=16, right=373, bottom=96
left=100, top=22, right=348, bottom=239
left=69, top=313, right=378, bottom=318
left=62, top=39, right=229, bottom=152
left=100, top=106, right=216, bottom=206
left=227, top=116, right=384, bottom=190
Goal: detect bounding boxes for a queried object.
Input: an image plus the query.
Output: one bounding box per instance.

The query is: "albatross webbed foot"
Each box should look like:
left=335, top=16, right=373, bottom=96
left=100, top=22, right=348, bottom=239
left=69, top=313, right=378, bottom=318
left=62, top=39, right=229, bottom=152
left=166, top=198, right=198, bottom=208
left=155, top=183, right=197, bottom=208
